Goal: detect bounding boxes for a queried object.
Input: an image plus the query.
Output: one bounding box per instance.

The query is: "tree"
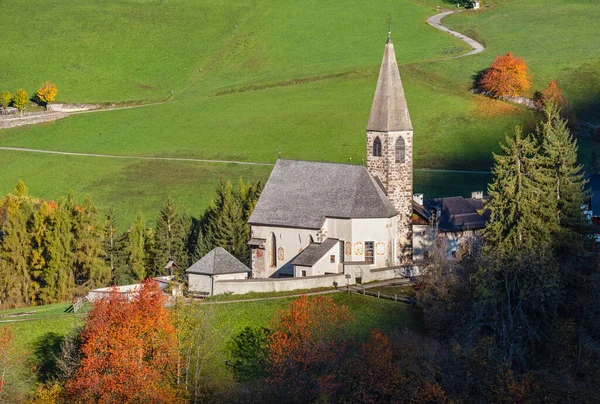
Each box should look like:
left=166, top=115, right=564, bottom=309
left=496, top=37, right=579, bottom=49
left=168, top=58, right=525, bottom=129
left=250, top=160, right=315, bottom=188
left=125, top=212, right=150, bottom=281
left=71, top=196, right=111, bottom=290
left=152, top=196, right=189, bottom=277
left=35, top=82, right=57, bottom=110
left=172, top=300, right=219, bottom=402
left=200, top=180, right=263, bottom=264
left=227, top=326, right=270, bottom=383
left=483, top=127, right=557, bottom=256
left=535, top=104, right=588, bottom=252
left=66, top=279, right=179, bottom=403
left=536, top=80, right=564, bottom=111
left=0, top=91, right=11, bottom=112
left=266, top=295, right=353, bottom=402
left=11, top=89, right=28, bottom=114
left=480, top=52, right=531, bottom=98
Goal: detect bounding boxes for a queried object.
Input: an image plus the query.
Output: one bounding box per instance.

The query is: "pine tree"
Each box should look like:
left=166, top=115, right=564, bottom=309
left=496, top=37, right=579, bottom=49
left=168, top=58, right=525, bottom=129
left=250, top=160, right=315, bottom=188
left=125, top=212, right=148, bottom=281
left=483, top=127, right=558, bottom=257
left=0, top=196, right=33, bottom=307
left=151, top=196, right=189, bottom=276
left=205, top=181, right=248, bottom=263
left=536, top=104, right=589, bottom=251
left=71, top=196, right=110, bottom=290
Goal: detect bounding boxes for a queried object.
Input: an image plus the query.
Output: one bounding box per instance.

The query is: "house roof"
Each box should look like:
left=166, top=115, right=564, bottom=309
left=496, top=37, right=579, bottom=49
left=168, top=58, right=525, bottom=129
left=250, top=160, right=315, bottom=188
left=185, top=247, right=250, bottom=276
left=424, top=196, right=488, bottom=232
left=366, top=38, right=413, bottom=132
left=248, top=159, right=398, bottom=229
left=291, top=238, right=340, bottom=267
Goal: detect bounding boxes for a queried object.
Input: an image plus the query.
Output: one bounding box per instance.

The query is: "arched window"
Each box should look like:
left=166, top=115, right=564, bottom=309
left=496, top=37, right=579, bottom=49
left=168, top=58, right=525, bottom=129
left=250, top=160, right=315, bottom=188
left=373, top=137, right=382, bottom=157
left=395, top=136, right=405, bottom=163
left=270, top=233, right=277, bottom=268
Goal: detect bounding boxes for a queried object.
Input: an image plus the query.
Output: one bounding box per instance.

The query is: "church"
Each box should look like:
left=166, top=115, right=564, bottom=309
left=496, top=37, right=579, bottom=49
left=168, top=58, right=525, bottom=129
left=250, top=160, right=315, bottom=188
left=246, top=35, right=487, bottom=280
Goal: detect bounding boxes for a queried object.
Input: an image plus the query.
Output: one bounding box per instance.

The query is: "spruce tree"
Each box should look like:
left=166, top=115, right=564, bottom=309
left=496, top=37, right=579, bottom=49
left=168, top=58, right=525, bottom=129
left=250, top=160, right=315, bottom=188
left=125, top=212, right=149, bottom=281
left=536, top=104, right=589, bottom=251
left=205, top=181, right=248, bottom=263
left=152, top=196, right=189, bottom=276
left=483, top=127, right=558, bottom=257
left=71, top=196, right=110, bottom=289
left=0, top=195, right=33, bottom=307
left=104, top=207, right=131, bottom=285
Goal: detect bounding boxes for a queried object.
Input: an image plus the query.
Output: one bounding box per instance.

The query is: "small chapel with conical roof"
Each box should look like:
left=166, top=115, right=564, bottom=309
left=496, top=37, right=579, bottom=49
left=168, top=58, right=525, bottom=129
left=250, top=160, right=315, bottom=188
left=241, top=35, right=488, bottom=283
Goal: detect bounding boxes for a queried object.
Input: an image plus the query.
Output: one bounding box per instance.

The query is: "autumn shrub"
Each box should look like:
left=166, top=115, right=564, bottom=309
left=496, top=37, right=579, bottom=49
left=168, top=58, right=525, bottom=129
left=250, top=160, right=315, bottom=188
left=535, top=80, right=564, bottom=110
left=479, top=52, right=531, bottom=98
left=65, top=279, right=180, bottom=403
left=265, top=295, right=353, bottom=402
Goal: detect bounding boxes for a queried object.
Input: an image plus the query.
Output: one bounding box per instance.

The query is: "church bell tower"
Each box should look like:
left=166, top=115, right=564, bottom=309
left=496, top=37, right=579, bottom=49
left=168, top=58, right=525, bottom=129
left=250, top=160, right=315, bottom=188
left=366, top=34, right=413, bottom=262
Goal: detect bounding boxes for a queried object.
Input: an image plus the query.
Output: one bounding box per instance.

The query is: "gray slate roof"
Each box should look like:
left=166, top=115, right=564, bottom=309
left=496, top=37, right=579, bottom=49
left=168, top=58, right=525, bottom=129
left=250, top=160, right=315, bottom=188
left=424, top=197, right=488, bottom=232
left=291, top=238, right=339, bottom=267
left=248, top=159, right=398, bottom=229
left=366, top=39, right=413, bottom=132
left=185, top=247, right=250, bottom=276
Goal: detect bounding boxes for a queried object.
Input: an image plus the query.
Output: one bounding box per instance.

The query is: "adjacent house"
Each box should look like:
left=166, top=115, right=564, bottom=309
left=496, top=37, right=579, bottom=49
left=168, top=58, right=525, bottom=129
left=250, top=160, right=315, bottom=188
left=186, top=247, right=250, bottom=296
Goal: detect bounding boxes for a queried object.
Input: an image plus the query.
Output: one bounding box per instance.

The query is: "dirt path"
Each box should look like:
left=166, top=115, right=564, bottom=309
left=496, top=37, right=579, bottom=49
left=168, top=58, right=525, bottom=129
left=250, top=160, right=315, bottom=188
left=0, top=146, right=492, bottom=173
left=426, top=11, right=485, bottom=60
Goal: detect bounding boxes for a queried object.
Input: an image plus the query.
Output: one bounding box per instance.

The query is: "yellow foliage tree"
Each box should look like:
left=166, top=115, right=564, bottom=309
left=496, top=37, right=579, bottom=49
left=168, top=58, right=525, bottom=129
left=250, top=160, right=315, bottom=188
left=12, top=89, right=29, bottom=114
left=36, top=82, right=58, bottom=109
left=0, top=91, right=11, bottom=111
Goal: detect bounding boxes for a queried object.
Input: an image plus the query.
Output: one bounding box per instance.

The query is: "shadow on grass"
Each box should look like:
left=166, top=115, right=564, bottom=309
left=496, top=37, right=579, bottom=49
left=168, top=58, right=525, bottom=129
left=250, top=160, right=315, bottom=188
left=32, top=332, right=64, bottom=382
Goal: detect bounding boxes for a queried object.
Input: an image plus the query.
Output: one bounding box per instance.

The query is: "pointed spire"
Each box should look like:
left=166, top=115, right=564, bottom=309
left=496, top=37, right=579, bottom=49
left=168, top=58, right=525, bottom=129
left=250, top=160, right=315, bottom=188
left=366, top=37, right=413, bottom=132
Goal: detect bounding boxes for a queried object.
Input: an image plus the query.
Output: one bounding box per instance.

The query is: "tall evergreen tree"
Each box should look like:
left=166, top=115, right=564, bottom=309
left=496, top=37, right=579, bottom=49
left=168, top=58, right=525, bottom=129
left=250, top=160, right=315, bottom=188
left=0, top=195, right=33, bottom=307
left=125, top=212, right=149, bottom=281
left=483, top=127, right=558, bottom=257
left=71, top=196, right=110, bottom=289
left=205, top=181, right=249, bottom=263
left=536, top=104, right=589, bottom=252
left=151, top=196, right=189, bottom=276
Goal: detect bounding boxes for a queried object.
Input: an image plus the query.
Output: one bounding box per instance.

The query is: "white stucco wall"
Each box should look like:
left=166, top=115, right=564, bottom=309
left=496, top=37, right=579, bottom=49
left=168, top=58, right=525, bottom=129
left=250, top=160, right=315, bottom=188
left=250, top=216, right=399, bottom=278
left=412, top=224, right=436, bottom=261
left=250, top=225, right=319, bottom=278
left=325, top=217, right=398, bottom=267
left=188, top=273, right=213, bottom=295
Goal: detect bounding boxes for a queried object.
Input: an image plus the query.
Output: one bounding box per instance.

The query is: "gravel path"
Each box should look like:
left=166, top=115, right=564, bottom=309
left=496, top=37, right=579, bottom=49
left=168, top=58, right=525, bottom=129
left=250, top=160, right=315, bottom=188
left=427, top=11, right=485, bottom=60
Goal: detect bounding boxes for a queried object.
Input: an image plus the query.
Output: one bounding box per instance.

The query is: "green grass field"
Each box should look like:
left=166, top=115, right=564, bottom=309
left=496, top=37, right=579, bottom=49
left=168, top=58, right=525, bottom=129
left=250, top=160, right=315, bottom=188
left=0, top=293, right=418, bottom=396
left=0, top=0, right=597, bottom=224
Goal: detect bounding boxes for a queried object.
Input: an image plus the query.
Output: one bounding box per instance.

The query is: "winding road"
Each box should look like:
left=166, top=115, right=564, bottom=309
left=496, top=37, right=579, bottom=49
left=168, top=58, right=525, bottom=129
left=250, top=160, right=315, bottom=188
left=0, top=10, right=487, bottom=175
left=427, top=11, right=485, bottom=59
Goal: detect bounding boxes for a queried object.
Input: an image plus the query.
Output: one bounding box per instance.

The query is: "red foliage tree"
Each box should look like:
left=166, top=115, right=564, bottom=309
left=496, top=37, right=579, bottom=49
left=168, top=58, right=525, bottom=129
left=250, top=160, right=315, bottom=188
left=66, top=279, right=179, bottom=403
left=266, top=295, right=353, bottom=401
left=536, top=80, right=564, bottom=110
left=480, top=52, right=531, bottom=97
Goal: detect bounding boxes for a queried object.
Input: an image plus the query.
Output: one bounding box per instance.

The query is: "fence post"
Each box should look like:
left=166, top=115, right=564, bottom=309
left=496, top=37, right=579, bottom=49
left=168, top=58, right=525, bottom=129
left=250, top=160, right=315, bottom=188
left=394, top=294, right=397, bottom=301
left=377, top=291, right=380, bottom=298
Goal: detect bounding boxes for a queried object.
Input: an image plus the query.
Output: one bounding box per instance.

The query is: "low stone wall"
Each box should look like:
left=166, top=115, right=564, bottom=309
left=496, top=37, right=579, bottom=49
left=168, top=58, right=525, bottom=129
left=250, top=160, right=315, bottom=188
left=213, top=273, right=347, bottom=295
left=0, top=112, right=69, bottom=130
left=212, top=265, right=415, bottom=296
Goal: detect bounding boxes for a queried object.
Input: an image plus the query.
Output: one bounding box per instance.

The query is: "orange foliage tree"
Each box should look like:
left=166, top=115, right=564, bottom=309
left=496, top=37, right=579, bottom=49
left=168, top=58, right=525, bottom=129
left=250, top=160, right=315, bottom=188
left=35, top=82, right=58, bottom=110
left=536, top=80, right=564, bottom=110
left=0, top=326, right=15, bottom=396
left=66, top=279, right=180, bottom=403
left=266, top=295, right=353, bottom=401
left=480, top=52, right=531, bottom=97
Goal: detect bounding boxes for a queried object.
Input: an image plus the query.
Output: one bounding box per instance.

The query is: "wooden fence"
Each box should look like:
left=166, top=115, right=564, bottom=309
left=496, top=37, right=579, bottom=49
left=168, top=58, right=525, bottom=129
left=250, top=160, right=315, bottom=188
left=349, top=287, right=415, bottom=305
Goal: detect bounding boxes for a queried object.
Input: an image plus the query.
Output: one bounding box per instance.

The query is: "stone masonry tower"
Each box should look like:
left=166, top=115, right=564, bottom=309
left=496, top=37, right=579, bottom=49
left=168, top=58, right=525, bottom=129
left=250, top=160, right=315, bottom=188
left=366, top=35, right=413, bottom=262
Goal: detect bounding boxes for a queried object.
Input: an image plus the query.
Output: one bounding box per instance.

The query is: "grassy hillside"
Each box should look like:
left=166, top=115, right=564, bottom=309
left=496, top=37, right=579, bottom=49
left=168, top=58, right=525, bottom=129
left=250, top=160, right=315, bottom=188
left=0, top=294, right=419, bottom=397
left=0, top=0, right=597, bottom=223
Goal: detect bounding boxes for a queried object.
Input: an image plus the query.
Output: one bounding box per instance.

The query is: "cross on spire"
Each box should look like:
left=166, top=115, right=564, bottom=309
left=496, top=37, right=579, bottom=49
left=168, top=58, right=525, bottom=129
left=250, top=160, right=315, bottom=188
left=387, top=16, right=392, bottom=41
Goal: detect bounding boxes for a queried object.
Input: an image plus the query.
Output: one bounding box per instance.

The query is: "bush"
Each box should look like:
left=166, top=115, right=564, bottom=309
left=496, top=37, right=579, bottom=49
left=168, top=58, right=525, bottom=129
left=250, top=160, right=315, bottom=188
left=479, top=52, right=531, bottom=97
